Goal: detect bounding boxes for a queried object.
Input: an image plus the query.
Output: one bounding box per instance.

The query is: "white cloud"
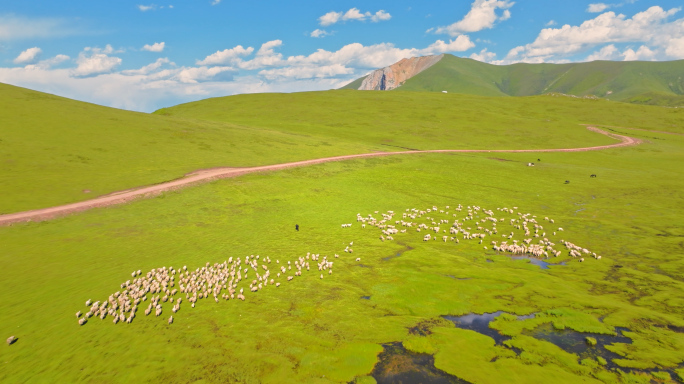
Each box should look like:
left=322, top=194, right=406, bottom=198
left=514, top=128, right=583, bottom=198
left=371, top=10, right=392, bottom=22
left=319, top=11, right=343, bottom=26
left=174, top=66, right=235, bottom=83
left=545, top=20, right=557, bottom=26
left=0, top=15, right=79, bottom=40
left=343, top=8, right=369, bottom=22
left=142, top=42, right=165, bottom=52
left=506, top=6, right=684, bottom=62
left=310, top=29, right=330, bottom=38
left=586, top=44, right=619, bottom=60
left=197, top=45, right=255, bottom=66
left=24, top=54, right=70, bottom=70
left=137, top=4, right=156, bottom=11
left=318, top=8, right=392, bottom=26
left=71, top=47, right=122, bottom=78
left=285, top=37, right=474, bottom=70
left=469, top=48, right=497, bottom=62
left=434, top=0, right=515, bottom=36
left=622, top=45, right=656, bottom=60
left=237, top=40, right=283, bottom=70
left=121, top=58, right=173, bottom=76
left=211, top=0, right=221, bottom=5
left=259, top=64, right=353, bottom=80
left=587, top=3, right=611, bottom=13
left=666, top=36, right=684, bottom=58
left=14, top=47, right=42, bottom=64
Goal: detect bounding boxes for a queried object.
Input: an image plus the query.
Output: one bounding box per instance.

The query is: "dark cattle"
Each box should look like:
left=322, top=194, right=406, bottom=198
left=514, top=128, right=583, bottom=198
left=590, top=174, right=597, bottom=178
left=295, top=224, right=299, bottom=231
left=565, top=180, right=570, bottom=184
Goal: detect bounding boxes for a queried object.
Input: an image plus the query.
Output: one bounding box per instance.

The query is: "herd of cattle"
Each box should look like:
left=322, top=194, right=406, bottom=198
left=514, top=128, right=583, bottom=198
left=73, top=204, right=598, bottom=327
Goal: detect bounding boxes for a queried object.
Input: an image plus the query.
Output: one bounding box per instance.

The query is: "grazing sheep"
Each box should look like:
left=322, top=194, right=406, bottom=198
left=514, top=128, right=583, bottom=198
left=168, top=316, right=173, bottom=325
left=6, top=336, right=17, bottom=345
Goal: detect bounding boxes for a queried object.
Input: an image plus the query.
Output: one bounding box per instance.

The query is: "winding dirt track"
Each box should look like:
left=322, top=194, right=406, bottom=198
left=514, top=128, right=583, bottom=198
left=0, top=126, right=640, bottom=226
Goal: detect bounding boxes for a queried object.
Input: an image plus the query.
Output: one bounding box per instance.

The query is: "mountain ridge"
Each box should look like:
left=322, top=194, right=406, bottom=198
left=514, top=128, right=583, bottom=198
left=341, top=54, right=684, bottom=106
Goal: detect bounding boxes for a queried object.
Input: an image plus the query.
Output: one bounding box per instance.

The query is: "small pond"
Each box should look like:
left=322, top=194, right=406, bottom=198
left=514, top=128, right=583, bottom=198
left=369, top=342, right=470, bottom=384
left=509, top=255, right=566, bottom=269
left=443, top=311, right=509, bottom=344
left=524, top=323, right=632, bottom=369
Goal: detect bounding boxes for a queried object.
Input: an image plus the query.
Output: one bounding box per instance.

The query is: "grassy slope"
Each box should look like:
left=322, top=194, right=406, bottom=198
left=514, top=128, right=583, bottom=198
left=1, top=126, right=683, bottom=383
left=0, top=84, right=383, bottom=214
left=4, top=82, right=683, bottom=214
left=158, top=90, right=684, bottom=148
left=391, top=55, right=684, bottom=104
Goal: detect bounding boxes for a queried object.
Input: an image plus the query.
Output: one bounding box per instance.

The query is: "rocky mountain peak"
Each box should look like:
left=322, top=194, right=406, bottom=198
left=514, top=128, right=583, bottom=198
left=357, top=54, right=445, bottom=91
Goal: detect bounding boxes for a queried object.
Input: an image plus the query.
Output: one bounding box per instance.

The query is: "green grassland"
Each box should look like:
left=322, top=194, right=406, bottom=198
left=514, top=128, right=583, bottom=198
left=3, top=82, right=683, bottom=214
left=341, top=55, right=684, bottom=106
left=1, top=112, right=684, bottom=384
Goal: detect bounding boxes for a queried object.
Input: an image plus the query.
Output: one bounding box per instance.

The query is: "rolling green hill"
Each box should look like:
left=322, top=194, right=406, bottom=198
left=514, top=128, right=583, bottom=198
left=341, top=54, right=684, bottom=105
left=2, top=81, right=682, bottom=214
left=0, top=83, right=380, bottom=213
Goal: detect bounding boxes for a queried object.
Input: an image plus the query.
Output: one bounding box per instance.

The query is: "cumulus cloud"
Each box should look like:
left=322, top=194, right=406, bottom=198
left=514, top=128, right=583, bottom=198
left=259, top=64, right=353, bottom=81
left=310, top=29, right=330, bottom=38
left=142, top=42, right=165, bottom=52
left=666, top=36, right=684, bottom=58
left=506, top=6, right=684, bottom=62
left=14, top=47, right=42, bottom=64
left=70, top=46, right=122, bottom=78
left=24, top=54, right=70, bottom=70
left=434, top=0, right=515, bottom=36
left=469, top=48, right=497, bottom=62
left=319, top=11, right=343, bottom=26
left=284, top=37, right=474, bottom=71
left=371, top=10, right=392, bottom=22
left=137, top=4, right=156, bottom=11
left=174, top=66, right=235, bottom=83
left=318, top=8, right=392, bottom=26
left=197, top=45, right=254, bottom=66
left=234, top=40, right=284, bottom=70
left=622, top=45, right=656, bottom=60
left=545, top=20, right=557, bottom=26
left=121, top=58, right=173, bottom=76
left=587, top=3, right=612, bottom=13
left=585, top=44, right=619, bottom=61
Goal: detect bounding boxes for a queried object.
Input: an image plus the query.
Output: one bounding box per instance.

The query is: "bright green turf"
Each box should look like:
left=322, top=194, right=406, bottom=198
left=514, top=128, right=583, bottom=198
left=341, top=54, right=684, bottom=106
left=1, top=123, right=683, bottom=383
left=3, top=82, right=683, bottom=214
left=0, top=83, right=381, bottom=214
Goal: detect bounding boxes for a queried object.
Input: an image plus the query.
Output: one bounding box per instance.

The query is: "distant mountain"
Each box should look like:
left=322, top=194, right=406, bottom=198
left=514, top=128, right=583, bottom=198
left=340, top=54, right=684, bottom=106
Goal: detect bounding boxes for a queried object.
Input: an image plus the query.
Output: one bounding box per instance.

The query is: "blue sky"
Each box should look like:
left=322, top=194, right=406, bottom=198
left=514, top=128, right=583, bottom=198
left=1, top=0, right=683, bottom=111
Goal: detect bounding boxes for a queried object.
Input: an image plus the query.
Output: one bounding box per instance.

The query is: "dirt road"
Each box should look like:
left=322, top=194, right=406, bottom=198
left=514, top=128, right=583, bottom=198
left=0, top=126, right=641, bottom=226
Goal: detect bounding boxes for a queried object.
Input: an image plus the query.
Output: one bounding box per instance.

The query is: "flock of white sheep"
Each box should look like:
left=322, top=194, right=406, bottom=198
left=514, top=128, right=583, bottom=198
left=75, top=204, right=598, bottom=327
left=75, top=249, right=350, bottom=326
left=354, top=204, right=601, bottom=263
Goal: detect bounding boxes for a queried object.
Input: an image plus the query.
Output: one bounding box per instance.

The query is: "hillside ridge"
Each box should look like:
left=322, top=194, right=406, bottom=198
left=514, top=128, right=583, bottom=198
left=342, top=54, right=684, bottom=106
